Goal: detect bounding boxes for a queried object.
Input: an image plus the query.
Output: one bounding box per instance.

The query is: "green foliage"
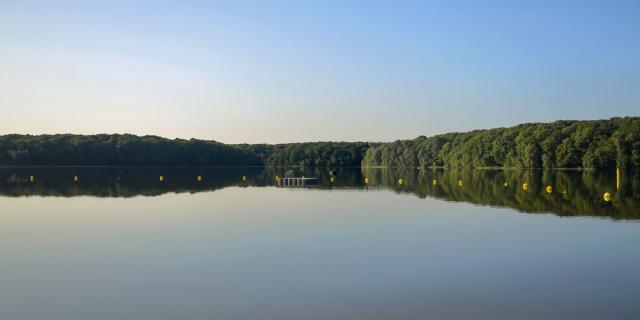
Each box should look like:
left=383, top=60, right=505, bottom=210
left=2, top=117, right=639, bottom=169
left=241, top=142, right=373, bottom=167
left=0, top=134, right=372, bottom=167
left=362, top=117, right=640, bottom=169
left=0, top=134, right=262, bottom=166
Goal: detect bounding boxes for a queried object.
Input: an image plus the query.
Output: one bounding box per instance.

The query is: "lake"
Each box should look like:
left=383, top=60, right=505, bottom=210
left=1, top=167, right=639, bottom=320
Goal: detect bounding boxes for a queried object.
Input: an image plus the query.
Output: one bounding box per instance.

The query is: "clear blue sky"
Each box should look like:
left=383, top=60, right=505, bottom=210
left=1, top=0, right=638, bottom=143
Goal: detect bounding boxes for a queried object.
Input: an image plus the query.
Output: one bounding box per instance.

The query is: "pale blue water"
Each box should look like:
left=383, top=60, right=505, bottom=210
left=0, top=168, right=639, bottom=319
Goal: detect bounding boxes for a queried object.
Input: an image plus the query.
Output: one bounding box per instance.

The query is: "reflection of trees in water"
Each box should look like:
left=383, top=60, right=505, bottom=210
left=1, top=167, right=638, bottom=219
left=0, top=167, right=267, bottom=198
left=362, top=168, right=640, bottom=219
left=0, top=167, right=364, bottom=198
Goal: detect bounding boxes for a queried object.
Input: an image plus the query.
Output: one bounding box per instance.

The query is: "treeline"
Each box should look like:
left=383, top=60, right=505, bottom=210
left=240, top=142, right=373, bottom=167
left=0, top=134, right=262, bottom=166
left=2, top=117, right=639, bottom=168
left=362, top=117, right=640, bottom=169
left=0, top=134, right=371, bottom=167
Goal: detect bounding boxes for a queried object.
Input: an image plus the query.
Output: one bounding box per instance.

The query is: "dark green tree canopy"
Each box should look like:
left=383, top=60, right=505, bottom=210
left=0, top=134, right=261, bottom=166
left=1, top=117, right=638, bottom=169
left=362, top=117, right=640, bottom=169
left=0, top=134, right=372, bottom=167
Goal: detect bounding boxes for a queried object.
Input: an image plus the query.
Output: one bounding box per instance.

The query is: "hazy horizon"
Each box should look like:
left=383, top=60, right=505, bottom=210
left=2, top=1, right=639, bottom=144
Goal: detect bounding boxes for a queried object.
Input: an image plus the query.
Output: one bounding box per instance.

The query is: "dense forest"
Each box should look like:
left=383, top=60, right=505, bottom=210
left=0, top=134, right=262, bottom=166
left=1, top=117, right=638, bottom=168
left=362, top=117, right=640, bottom=169
left=0, top=134, right=370, bottom=167
left=239, top=142, right=373, bottom=167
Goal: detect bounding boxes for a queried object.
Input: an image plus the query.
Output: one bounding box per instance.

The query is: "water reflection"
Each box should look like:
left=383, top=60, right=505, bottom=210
left=1, top=167, right=639, bottom=219
left=363, top=168, right=640, bottom=220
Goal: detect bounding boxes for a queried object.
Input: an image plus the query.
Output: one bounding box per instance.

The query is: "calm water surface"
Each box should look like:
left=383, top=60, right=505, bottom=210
left=0, top=167, right=639, bottom=319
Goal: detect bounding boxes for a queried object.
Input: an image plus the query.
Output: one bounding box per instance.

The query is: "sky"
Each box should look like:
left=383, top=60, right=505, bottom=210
left=1, top=0, right=638, bottom=143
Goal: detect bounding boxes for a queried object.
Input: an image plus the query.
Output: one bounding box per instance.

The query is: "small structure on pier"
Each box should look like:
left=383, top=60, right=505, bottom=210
left=277, top=169, right=318, bottom=187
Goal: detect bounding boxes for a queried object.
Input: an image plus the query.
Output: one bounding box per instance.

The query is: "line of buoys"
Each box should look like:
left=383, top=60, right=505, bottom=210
left=18, top=173, right=620, bottom=205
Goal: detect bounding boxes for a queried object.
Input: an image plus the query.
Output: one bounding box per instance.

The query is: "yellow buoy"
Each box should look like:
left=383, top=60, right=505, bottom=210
left=603, top=192, right=611, bottom=202
left=546, top=186, right=552, bottom=194
left=432, top=179, right=437, bottom=186
left=398, top=178, right=404, bottom=185
left=364, top=177, right=369, bottom=184
left=159, top=176, right=164, bottom=182
left=458, top=180, right=463, bottom=187
left=73, top=176, right=79, bottom=182
left=197, top=175, right=202, bottom=182
left=503, top=182, right=508, bottom=187
left=522, top=183, right=528, bottom=191
left=29, top=175, right=35, bottom=182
